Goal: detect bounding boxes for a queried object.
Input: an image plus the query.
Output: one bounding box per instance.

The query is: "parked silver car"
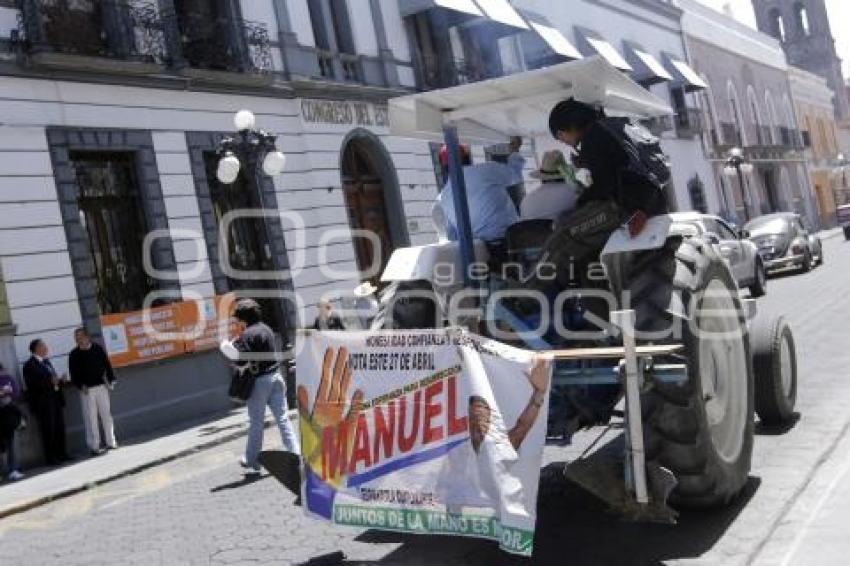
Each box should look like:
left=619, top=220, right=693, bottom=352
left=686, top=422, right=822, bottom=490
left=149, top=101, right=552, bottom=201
left=744, top=213, right=823, bottom=274
left=672, top=212, right=767, bottom=297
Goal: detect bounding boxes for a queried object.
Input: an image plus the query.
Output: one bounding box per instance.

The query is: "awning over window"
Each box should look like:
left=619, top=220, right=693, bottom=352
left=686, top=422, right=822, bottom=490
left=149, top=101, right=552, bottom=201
left=623, top=42, right=672, bottom=85
left=575, top=27, right=632, bottom=72
left=663, top=54, right=708, bottom=92
left=518, top=10, right=581, bottom=60
left=399, top=0, right=483, bottom=18
left=474, top=0, right=529, bottom=30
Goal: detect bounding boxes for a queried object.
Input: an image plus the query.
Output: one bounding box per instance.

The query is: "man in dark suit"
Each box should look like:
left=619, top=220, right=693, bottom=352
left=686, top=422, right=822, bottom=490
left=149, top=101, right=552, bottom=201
left=23, top=339, right=71, bottom=465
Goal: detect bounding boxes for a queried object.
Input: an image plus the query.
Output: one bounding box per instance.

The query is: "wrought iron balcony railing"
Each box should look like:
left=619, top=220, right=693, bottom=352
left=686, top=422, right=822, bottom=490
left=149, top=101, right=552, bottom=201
left=15, top=1, right=272, bottom=74
left=164, top=12, right=271, bottom=73
left=16, top=0, right=168, bottom=63
left=416, top=53, right=488, bottom=90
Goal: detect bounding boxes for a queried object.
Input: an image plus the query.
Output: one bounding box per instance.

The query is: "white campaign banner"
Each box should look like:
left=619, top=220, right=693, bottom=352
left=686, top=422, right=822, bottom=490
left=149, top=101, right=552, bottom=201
left=296, top=328, right=551, bottom=556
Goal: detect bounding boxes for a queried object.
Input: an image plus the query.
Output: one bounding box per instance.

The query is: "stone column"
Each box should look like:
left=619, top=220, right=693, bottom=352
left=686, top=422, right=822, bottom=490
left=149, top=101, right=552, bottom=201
left=369, top=0, right=400, bottom=87
left=271, top=0, right=321, bottom=79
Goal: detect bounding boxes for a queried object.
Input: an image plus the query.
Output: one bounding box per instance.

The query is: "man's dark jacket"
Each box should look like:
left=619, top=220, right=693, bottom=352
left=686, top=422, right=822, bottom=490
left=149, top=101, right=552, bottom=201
left=23, top=356, right=65, bottom=410
left=574, top=120, right=667, bottom=216
left=69, top=343, right=116, bottom=389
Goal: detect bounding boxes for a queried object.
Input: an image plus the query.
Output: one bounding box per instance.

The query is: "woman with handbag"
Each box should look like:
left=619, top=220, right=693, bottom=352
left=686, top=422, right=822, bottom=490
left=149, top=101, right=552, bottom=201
left=223, top=299, right=300, bottom=475
left=0, top=363, right=25, bottom=481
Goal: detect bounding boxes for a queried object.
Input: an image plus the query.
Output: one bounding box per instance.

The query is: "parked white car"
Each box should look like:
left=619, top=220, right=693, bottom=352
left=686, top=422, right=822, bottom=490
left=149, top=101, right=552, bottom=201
left=671, top=212, right=767, bottom=297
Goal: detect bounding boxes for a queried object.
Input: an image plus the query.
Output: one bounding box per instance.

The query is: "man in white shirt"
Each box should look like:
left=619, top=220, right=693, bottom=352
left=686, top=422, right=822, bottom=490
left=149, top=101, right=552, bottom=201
left=521, top=150, right=580, bottom=222
left=435, top=147, right=519, bottom=243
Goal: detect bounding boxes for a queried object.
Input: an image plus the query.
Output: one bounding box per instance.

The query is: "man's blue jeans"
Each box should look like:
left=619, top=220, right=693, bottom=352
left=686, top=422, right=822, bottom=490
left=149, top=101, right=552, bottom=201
left=245, top=371, right=300, bottom=470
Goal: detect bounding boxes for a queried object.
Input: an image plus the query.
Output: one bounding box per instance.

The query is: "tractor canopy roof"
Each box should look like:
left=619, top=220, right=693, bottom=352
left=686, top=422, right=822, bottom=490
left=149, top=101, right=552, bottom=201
left=388, top=56, right=674, bottom=144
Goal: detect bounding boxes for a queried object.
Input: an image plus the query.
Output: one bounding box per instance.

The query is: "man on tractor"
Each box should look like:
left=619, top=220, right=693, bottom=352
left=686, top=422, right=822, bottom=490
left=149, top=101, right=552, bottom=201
left=434, top=144, right=519, bottom=245
left=526, top=99, right=669, bottom=299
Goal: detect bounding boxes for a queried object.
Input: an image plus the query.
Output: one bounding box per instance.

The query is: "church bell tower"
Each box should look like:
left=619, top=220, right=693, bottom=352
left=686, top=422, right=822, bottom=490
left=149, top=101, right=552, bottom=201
left=752, top=0, right=849, bottom=118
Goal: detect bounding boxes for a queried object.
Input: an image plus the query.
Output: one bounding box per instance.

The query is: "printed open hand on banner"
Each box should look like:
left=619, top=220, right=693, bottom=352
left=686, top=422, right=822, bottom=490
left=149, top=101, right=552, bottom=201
left=298, top=347, right=365, bottom=491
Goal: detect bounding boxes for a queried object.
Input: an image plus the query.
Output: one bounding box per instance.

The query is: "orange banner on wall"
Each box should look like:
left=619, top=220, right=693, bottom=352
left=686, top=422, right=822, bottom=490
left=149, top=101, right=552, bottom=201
left=100, top=303, right=186, bottom=368
left=100, top=294, right=239, bottom=368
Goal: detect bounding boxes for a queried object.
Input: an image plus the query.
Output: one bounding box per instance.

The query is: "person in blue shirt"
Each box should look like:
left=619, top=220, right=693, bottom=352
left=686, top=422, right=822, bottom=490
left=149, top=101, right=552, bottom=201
left=435, top=146, right=519, bottom=243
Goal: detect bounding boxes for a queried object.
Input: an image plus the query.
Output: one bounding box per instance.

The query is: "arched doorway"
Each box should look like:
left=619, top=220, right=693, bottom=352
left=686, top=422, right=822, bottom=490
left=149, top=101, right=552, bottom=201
left=340, top=130, right=408, bottom=286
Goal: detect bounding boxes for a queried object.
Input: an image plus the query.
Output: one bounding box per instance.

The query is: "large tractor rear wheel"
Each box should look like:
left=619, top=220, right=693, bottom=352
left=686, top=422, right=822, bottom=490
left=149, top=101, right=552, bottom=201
left=623, top=237, right=754, bottom=507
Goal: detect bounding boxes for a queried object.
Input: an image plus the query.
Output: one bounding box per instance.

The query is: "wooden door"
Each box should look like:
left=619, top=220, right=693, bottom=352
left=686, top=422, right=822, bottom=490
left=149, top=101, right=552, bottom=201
left=342, top=142, right=394, bottom=286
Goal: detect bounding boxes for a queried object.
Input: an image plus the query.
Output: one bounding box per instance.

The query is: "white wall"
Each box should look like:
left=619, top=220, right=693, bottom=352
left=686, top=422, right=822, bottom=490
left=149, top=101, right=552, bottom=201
left=0, top=6, right=17, bottom=40
left=0, top=127, right=82, bottom=374
left=0, top=75, right=444, bottom=331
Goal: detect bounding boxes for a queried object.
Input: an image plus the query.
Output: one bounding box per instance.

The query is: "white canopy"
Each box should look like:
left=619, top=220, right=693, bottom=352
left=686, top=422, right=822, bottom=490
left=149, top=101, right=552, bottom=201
left=388, top=56, right=674, bottom=144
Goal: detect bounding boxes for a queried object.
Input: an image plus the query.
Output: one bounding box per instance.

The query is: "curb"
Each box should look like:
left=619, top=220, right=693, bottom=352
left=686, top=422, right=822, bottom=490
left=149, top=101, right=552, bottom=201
left=0, top=409, right=297, bottom=520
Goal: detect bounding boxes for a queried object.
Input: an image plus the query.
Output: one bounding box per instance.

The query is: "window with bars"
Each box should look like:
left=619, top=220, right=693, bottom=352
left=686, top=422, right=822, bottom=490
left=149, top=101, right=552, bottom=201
left=70, top=151, right=154, bottom=315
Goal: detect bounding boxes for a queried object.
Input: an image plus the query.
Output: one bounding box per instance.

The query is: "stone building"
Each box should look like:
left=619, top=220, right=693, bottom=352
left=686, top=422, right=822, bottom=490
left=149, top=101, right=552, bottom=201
left=788, top=66, right=843, bottom=225
left=676, top=0, right=816, bottom=225
left=0, top=0, right=443, bottom=463
left=751, top=0, right=850, bottom=119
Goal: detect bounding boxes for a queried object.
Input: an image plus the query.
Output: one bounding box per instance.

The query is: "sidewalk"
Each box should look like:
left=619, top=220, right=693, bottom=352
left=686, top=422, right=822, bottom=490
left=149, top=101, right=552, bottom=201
left=752, top=419, right=850, bottom=566
left=0, top=408, right=293, bottom=519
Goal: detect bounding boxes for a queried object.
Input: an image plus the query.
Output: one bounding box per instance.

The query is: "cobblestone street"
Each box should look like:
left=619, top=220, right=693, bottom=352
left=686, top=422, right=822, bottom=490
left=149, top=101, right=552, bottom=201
left=1, top=234, right=849, bottom=566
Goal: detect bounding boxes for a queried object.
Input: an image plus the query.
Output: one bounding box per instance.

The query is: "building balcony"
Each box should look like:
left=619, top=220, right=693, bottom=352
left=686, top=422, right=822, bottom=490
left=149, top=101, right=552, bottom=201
left=14, top=0, right=272, bottom=77
left=675, top=108, right=703, bottom=139
left=15, top=0, right=168, bottom=69
left=415, top=53, right=489, bottom=91
left=163, top=12, right=272, bottom=74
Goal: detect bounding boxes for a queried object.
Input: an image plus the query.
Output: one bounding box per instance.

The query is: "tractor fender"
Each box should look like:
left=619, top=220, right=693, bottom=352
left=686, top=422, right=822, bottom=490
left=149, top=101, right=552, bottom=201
left=599, top=214, right=697, bottom=258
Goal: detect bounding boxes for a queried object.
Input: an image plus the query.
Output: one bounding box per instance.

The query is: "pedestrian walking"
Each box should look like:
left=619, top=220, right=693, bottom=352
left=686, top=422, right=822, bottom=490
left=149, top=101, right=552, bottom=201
left=23, top=339, right=71, bottom=465
left=69, top=328, right=118, bottom=456
left=227, top=299, right=300, bottom=475
left=0, top=363, right=25, bottom=481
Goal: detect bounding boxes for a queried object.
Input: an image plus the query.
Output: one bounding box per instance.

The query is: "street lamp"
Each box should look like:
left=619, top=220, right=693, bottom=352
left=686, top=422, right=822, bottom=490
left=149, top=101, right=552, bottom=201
left=215, top=109, right=287, bottom=186
left=215, top=109, right=287, bottom=271
left=723, top=147, right=755, bottom=220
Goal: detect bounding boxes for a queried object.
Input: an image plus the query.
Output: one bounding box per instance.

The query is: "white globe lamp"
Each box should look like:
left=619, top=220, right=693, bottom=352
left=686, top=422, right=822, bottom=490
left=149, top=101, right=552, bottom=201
left=234, top=109, right=256, bottom=132
left=216, top=152, right=241, bottom=184
left=262, top=150, right=286, bottom=176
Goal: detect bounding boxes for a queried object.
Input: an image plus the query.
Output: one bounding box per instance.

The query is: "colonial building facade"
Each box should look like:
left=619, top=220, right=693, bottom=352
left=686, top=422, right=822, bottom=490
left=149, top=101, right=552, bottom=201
left=0, top=0, right=443, bottom=462
left=788, top=66, right=843, bottom=225
left=677, top=0, right=816, bottom=225
left=1, top=0, right=807, bottom=464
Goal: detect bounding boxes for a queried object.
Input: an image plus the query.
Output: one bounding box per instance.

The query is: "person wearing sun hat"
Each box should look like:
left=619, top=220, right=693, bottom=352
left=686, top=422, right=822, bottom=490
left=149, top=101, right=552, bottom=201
left=521, top=150, right=581, bottom=221
left=352, top=281, right=379, bottom=330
